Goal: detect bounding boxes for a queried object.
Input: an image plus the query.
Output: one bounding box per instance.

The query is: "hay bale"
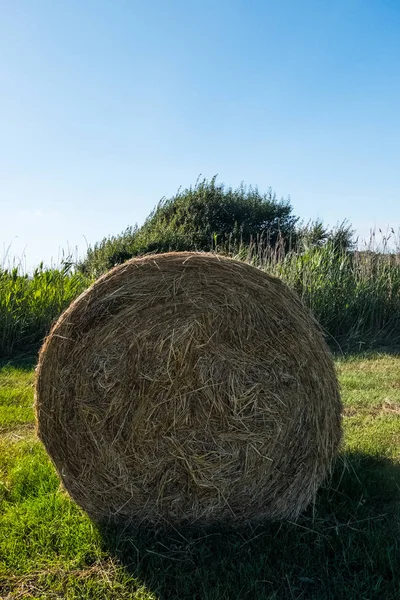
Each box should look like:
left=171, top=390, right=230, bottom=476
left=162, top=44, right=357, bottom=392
left=35, top=252, right=342, bottom=527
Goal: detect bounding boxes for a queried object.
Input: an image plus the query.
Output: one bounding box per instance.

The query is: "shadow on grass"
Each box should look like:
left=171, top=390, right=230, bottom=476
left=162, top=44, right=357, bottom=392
left=100, top=452, right=400, bottom=600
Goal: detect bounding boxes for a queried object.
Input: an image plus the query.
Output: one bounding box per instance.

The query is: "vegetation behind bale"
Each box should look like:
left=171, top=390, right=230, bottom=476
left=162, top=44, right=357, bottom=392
left=0, top=264, right=89, bottom=360
left=2, top=237, right=400, bottom=359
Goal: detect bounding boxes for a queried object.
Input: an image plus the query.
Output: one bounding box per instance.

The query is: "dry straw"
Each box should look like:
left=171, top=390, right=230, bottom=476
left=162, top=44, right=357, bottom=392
left=35, top=252, right=342, bottom=528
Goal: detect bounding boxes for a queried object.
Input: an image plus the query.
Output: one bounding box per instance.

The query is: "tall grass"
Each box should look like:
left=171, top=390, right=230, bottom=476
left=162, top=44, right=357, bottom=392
left=0, top=264, right=89, bottom=360
left=241, top=240, right=400, bottom=350
left=1, top=241, right=399, bottom=359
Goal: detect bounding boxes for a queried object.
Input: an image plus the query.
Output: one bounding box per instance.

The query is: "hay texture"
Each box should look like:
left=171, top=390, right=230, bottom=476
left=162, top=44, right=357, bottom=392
left=35, top=252, right=342, bottom=527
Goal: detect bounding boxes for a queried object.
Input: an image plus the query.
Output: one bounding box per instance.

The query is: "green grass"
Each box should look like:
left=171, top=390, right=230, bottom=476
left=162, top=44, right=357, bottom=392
left=0, top=354, right=399, bottom=599
left=0, top=266, right=90, bottom=360
left=256, top=245, right=400, bottom=349
left=0, top=367, right=35, bottom=432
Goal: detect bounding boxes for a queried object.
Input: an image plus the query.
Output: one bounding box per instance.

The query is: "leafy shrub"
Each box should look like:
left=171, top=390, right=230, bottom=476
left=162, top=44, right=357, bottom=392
left=79, top=177, right=299, bottom=276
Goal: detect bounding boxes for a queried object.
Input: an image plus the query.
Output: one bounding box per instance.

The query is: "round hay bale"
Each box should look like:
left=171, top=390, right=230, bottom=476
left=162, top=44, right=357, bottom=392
left=35, top=252, right=342, bottom=527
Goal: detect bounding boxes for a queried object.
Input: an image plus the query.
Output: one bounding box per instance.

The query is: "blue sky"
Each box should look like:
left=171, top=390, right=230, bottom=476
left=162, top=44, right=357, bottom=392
left=1, top=0, right=399, bottom=268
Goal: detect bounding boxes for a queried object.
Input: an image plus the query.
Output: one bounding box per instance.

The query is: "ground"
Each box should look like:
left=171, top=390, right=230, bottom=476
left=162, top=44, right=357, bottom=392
left=0, top=353, right=399, bottom=600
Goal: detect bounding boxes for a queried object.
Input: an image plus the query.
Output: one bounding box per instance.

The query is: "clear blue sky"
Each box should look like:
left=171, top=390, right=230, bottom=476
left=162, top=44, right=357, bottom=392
left=1, top=0, right=399, bottom=268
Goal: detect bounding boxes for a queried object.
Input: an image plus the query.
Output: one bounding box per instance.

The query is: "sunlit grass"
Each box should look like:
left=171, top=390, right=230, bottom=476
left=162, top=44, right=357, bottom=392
left=0, top=367, right=34, bottom=432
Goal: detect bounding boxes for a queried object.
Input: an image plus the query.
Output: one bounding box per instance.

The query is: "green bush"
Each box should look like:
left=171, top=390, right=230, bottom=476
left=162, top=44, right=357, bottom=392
left=78, top=177, right=298, bottom=276
left=79, top=227, right=138, bottom=278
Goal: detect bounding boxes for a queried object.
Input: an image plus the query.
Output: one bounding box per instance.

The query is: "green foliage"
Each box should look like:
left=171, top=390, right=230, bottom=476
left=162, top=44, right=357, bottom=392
left=239, top=243, right=400, bottom=349
left=79, top=226, right=138, bottom=278
left=137, top=176, right=298, bottom=250
left=329, top=221, right=356, bottom=253
left=0, top=264, right=90, bottom=360
left=296, top=219, right=355, bottom=252
left=78, top=177, right=299, bottom=276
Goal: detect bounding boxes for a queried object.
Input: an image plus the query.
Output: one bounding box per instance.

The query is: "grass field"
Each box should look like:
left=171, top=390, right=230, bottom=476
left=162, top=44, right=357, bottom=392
left=0, top=353, right=399, bottom=599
